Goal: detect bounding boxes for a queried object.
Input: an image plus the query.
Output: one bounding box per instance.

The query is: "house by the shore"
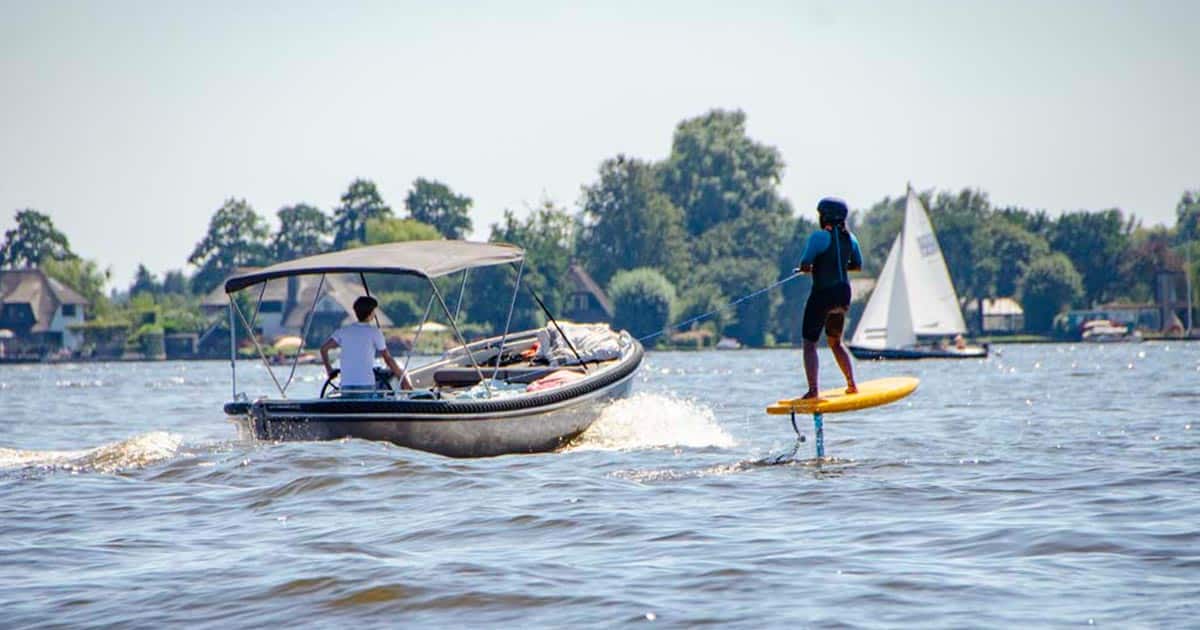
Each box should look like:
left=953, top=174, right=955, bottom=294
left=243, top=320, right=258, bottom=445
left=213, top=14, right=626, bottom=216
left=201, top=271, right=393, bottom=346
left=562, top=264, right=613, bottom=324
left=0, top=268, right=88, bottom=358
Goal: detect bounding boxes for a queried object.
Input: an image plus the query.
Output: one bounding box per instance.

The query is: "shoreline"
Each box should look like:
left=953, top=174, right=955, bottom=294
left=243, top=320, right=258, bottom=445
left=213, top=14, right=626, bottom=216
left=4, top=334, right=1198, bottom=365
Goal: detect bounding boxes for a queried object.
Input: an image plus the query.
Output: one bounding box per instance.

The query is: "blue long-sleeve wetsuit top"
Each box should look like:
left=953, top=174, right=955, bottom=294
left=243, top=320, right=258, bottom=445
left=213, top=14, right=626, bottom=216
left=799, top=229, right=863, bottom=291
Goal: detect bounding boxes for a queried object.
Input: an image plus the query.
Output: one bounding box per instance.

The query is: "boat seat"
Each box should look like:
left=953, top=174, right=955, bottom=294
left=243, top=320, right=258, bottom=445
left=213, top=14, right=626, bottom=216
left=433, top=365, right=584, bottom=388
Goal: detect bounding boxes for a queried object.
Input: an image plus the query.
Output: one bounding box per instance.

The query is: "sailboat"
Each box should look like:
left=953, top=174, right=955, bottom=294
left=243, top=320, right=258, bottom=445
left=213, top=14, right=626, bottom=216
left=848, top=186, right=988, bottom=360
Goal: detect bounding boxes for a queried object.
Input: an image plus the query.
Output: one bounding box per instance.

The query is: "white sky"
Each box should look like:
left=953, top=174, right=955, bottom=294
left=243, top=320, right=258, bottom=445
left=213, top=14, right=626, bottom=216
left=2, top=0, right=1198, bottom=288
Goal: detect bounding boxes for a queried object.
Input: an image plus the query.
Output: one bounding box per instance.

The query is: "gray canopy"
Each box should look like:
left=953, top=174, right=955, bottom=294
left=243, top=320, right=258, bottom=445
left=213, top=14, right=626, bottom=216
left=224, top=240, right=524, bottom=293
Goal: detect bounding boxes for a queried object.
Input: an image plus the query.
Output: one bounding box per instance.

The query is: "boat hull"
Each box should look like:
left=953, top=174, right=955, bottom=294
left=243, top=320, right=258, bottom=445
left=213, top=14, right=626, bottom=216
left=849, top=344, right=988, bottom=360
left=226, top=342, right=643, bottom=458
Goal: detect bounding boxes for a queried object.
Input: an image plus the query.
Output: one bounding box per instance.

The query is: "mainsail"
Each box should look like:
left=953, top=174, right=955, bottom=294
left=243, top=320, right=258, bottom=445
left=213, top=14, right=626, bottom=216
left=850, top=186, right=967, bottom=350
left=900, top=189, right=967, bottom=336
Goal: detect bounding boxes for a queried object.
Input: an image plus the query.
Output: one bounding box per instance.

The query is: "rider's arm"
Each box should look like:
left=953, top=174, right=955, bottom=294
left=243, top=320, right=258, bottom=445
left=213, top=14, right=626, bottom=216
left=380, top=348, right=412, bottom=390
left=320, top=337, right=339, bottom=377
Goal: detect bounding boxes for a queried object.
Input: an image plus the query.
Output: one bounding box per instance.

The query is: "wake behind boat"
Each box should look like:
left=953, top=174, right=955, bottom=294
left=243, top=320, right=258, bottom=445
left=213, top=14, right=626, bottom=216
left=221, top=240, right=643, bottom=457
left=849, top=186, right=988, bottom=360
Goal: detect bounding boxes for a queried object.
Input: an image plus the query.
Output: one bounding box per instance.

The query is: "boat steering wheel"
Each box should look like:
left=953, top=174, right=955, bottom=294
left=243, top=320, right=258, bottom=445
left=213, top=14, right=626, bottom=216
left=320, top=367, right=397, bottom=399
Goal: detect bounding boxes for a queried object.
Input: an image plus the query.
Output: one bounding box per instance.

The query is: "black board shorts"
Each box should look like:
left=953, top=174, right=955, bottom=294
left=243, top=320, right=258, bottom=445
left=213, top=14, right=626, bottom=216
left=802, top=283, right=852, bottom=343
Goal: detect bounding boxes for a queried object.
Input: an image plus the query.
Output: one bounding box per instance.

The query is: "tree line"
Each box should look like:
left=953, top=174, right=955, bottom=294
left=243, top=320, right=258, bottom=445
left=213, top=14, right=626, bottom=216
left=3, top=109, right=1198, bottom=347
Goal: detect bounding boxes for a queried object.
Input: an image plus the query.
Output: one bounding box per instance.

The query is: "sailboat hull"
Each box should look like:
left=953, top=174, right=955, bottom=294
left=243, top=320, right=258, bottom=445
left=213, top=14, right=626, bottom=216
left=849, top=344, right=988, bottom=360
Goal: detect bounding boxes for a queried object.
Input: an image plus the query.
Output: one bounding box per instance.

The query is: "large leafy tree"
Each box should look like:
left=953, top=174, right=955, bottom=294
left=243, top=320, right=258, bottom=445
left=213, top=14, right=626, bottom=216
left=578, top=156, right=690, bottom=286
left=927, top=188, right=993, bottom=304
left=852, top=195, right=906, bottom=277
left=1120, top=226, right=1181, bottom=302
left=332, top=179, right=392, bottom=250
left=774, top=215, right=818, bottom=344
left=0, top=209, right=75, bottom=268
left=1050, top=208, right=1133, bottom=306
left=129, top=264, right=160, bottom=296
left=1176, top=189, right=1200, bottom=244
left=1020, top=253, right=1084, bottom=333
left=363, top=217, right=441, bottom=246
left=468, top=202, right=575, bottom=332
left=41, top=257, right=112, bottom=316
left=404, top=178, right=473, bottom=240
left=660, top=109, right=787, bottom=236
left=271, top=204, right=330, bottom=261
left=188, top=198, right=270, bottom=294
left=981, top=218, right=1049, bottom=297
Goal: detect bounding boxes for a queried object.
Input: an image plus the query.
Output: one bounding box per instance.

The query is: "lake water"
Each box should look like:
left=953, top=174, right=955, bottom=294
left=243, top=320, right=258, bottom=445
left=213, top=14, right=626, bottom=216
left=2, top=343, right=1197, bottom=627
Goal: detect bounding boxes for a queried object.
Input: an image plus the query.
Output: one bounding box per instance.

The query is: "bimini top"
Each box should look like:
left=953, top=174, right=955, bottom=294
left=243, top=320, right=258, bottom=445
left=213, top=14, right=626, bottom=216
left=224, top=240, right=524, bottom=293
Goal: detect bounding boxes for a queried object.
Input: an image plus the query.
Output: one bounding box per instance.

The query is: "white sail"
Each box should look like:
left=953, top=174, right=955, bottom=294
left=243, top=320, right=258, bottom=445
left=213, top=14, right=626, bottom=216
left=901, top=188, right=967, bottom=336
left=851, top=234, right=916, bottom=349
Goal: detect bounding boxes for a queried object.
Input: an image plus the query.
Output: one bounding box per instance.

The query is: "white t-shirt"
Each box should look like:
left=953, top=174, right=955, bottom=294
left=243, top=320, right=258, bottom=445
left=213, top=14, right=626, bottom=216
left=332, top=322, right=387, bottom=387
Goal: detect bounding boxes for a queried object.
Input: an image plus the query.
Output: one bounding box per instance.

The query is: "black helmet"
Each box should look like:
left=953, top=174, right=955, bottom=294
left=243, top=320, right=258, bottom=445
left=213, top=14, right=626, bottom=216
left=817, top=197, right=849, bottom=226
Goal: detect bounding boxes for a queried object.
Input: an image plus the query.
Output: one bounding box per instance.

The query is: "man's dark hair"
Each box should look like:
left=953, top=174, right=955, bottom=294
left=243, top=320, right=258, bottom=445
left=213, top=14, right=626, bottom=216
left=353, top=296, right=378, bottom=322
left=817, top=197, right=849, bottom=229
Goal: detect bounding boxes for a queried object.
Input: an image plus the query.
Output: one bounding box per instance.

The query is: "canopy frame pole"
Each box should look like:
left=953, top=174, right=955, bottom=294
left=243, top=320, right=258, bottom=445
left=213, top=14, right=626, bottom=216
left=524, top=283, right=588, bottom=371
left=359, top=272, right=384, bottom=329
left=229, top=296, right=237, bottom=400
left=490, top=259, right=525, bottom=389
left=428, top=277, right=491, bottom=397
left=402, top=292, right=436, bottom=377
left=452, top=269, right=470, bottom=322
left=282, top=273, right=326, bottom=393
left=231, top=294, right=287, bottom=398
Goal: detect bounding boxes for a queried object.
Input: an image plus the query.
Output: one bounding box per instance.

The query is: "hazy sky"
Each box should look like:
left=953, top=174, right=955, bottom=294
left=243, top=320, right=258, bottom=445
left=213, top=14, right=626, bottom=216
left=2, top=0, right=1198, bottom=288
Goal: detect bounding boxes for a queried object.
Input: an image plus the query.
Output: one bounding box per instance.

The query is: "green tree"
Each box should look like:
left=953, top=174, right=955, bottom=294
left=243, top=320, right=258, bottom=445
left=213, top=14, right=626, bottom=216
left=332, top=179, right=392, bottom=249
left=982, top=218, right=1049, bottom=297
left=363, top=217, right=441, bottom=245
left=852, top=195, right=906, bottom=277
left=675, top=283, right=736, bottom=336
left=927, top=188, right=993, bottom=304
left=188, top=198, right=270, bottom=295
left=1176, top=189, right=1200, bottom=244
left=1019, top=253, right=1083, bottom=333
left=271, top=204, right=329, bottom=261
left=468, top=202, right=576, bottom=333
left=774, top=215, right=818, bottom=344
left=161, top=270, right=190, bottom=295
left=1050, top=209, right=1132, bottom=306
left=130, top=264, right=159, bottom=296
left=660, top=109, right=787, bottom=236
left=1120, top=226, right=1181, bottom=302
left=578, top=156, right=690, bottom=286
left=608, top=268, right=676, bottom=340
left=41, top=257, right=112, bottom=317
left=404, top=178, right=473, bottom=240
left=691, top=257, right=777, bottom=347
left=0, top=209, right=75, bottom=268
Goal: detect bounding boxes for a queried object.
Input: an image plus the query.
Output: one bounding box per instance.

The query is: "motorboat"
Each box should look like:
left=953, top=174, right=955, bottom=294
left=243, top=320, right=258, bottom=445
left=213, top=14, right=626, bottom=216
left=848, top=185, right=988, bottom=360
left=1080, top=319, right=1143, bottom=343
left=221, top=240, right=643, bottom=457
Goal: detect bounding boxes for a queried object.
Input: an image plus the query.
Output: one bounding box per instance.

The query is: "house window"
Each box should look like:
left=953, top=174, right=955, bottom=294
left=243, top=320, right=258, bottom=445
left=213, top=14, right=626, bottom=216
left=1, top=303, right=34, bottom=325
left=62, top=304, right=77, bottom=317
left=573, top=294, right=590, bottom=312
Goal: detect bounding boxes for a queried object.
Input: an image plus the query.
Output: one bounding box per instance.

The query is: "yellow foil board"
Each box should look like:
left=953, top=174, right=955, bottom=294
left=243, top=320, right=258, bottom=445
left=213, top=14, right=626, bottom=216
left=766, top=376, right=919, bottom=415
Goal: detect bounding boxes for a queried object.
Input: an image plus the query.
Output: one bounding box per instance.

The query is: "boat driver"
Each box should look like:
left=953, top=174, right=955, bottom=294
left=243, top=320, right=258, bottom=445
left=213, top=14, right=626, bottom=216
left=795, top=197, right=862, bottom=399
left=320, top=296, right=412, bottom=396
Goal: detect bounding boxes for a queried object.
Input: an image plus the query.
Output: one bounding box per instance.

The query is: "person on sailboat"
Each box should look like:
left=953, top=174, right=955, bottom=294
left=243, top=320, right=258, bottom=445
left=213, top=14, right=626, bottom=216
left=320, top=296, right=412, bottom=396
left=795, top=198, right=862, bottom=398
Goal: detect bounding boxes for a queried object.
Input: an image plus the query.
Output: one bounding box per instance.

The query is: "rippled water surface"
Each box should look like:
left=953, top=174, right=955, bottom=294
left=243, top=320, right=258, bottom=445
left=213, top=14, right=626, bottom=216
left=2, top=344, right=1198, bottom=627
